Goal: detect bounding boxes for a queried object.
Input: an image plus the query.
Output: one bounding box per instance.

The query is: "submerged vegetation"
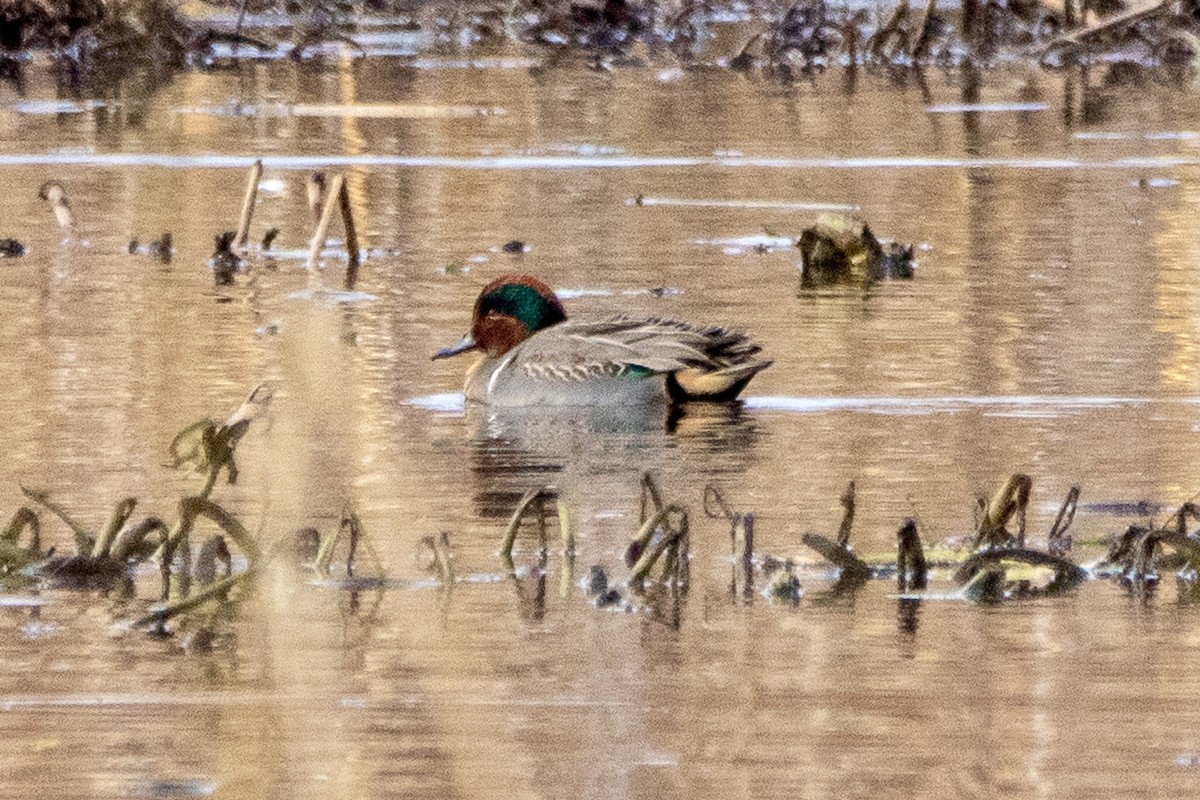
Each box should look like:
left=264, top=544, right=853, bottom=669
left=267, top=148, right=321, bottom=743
left=3, top=0, right=1200, bottom=78
left=6, top=381, right=1200, bottom=647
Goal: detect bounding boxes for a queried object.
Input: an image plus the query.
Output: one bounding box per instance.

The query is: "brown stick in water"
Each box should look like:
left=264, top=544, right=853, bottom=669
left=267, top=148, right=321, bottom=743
left=235, top=159, right=263, bottom=248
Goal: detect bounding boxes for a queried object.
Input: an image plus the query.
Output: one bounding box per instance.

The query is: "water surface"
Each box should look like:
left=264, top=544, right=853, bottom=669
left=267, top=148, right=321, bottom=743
left=2, top=58, right=1200, bottom=798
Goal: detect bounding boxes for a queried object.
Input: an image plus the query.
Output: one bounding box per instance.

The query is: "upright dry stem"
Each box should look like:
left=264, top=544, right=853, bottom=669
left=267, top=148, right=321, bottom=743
left=235, top=159, right=263, bottom=248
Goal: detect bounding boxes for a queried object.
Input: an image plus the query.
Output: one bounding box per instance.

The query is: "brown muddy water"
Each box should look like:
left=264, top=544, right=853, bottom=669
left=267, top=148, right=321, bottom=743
left=2, top=56, right=1200, bottom=798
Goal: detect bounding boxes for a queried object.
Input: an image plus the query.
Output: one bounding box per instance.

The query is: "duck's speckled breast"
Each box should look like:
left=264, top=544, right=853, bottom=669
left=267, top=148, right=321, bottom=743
left=464, top=354, right=667, bottom=407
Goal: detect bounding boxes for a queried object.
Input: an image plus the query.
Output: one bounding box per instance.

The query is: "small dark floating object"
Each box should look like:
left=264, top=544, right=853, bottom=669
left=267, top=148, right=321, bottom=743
left=130, top=233, right=173, bottom=264
left=764, top=568, right=802, bottom=604
left=0, top=238, right=26, bottom=257
left=260, top=227, right=281, bottom=252
left=501, top=240, right=530, bottom=254
left=209, top=231, right=243, bottom=286
left=586, top=565, right=622, bottom=607
left=798, top=213, right=914, bottom=287
left=289, top=527, right=321, bottom=566
left=148, top=232, right=173, bottom=264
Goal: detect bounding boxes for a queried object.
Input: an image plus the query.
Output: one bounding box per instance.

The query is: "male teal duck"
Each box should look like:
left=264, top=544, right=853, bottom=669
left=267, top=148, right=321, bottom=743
left=433, top=275, right=772, bottom=406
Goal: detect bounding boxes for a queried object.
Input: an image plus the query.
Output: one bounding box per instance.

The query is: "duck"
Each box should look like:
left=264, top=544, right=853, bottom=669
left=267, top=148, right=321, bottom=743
left=432, top=274, right=772, bottom=406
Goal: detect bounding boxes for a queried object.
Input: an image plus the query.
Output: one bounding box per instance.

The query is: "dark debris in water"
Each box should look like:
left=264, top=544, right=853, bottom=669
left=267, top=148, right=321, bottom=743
left=208, top=231, right=244, bottom=285
left=798, top=214, right=915, bottom=289
left=129, top=232, right=173, bottom=264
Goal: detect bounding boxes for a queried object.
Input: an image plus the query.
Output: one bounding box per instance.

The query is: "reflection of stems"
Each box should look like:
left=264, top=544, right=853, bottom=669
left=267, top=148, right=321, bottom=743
left=501, top=488, right=547, bottom=560
left=134, top=569, right=258, bottom=628
left=431, top=532, right=454, bottom=584
left=557, top=501, right=574, bottom=557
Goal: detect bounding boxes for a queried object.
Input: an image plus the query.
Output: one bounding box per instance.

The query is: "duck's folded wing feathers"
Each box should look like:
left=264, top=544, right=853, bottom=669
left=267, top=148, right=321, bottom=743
left=515, top=316, right=763, bottom=381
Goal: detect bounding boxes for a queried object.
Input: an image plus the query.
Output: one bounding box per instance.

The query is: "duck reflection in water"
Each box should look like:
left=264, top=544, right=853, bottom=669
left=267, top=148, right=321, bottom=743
left=464, top=400, right=763, bottom=521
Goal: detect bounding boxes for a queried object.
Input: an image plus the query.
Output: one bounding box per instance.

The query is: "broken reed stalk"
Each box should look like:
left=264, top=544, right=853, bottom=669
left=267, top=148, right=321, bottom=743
left=157, top=496, right=262, bottom=596
left=803, top=532, right=870, bottom=579
left=234, top=159, right=263, bottom=248
left=314, top=522, right=341, bottom=577
left=975, top=473, right=1032, bottom=549
left=896, top=518, right=928, bottom=591
left=501, top=488, right=548, bottom=561
left=628, top=506, right=689, bottom=585
left=953, top=547, right=1087, bottom=589
left=337, top=177, right=362, bottom=288
left=910, top=0, right=937, bottom=58
left=836, top=480, right=856, bottom=547
left=194, top=535, right=232, bottom=586
left=306, top=172, right=327, bottom=221
left=2, top=507, right=41, bottom=551
left=21, top=485, right=95, bottom=554
left=91, top=497, right=137, bottom=559
left=110, top=517, right=170, bottom=561
left=307, top=174, right=342, bottom=270
left=38, top=182, right=74, bottom=230
left=305, top=173, right=361, bottom=283
left=734, top=512, right=755, bottom=567
left=1048, top=486, right=1080, bottom=556
left=640, top=472, right=665, bottom=525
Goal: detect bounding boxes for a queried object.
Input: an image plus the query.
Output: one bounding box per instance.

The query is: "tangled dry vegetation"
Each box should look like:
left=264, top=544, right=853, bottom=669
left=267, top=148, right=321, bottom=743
left=2, top=0, right=1200, bottom=76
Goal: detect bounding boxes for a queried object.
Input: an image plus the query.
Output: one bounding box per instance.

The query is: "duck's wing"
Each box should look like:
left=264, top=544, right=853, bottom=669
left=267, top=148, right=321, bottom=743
left=514, top=316, right=764, bottom=381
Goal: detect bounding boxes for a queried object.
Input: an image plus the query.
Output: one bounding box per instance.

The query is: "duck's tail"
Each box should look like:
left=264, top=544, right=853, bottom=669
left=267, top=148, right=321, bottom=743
left=666, top=360, right=773, bottom=402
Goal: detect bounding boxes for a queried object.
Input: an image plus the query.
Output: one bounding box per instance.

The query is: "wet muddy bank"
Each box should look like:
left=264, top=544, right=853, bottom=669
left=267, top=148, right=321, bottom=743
left=4, top=0, right=1200, bottom=86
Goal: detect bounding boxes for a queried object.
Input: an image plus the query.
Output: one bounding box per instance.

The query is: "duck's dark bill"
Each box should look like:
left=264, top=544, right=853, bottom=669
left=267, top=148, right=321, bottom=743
left=432, top=333, right=477, bottom=360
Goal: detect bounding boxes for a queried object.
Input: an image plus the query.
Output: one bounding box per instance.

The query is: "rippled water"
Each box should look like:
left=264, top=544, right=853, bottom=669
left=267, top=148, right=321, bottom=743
left=3, top=57, right=1200, bottom=798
